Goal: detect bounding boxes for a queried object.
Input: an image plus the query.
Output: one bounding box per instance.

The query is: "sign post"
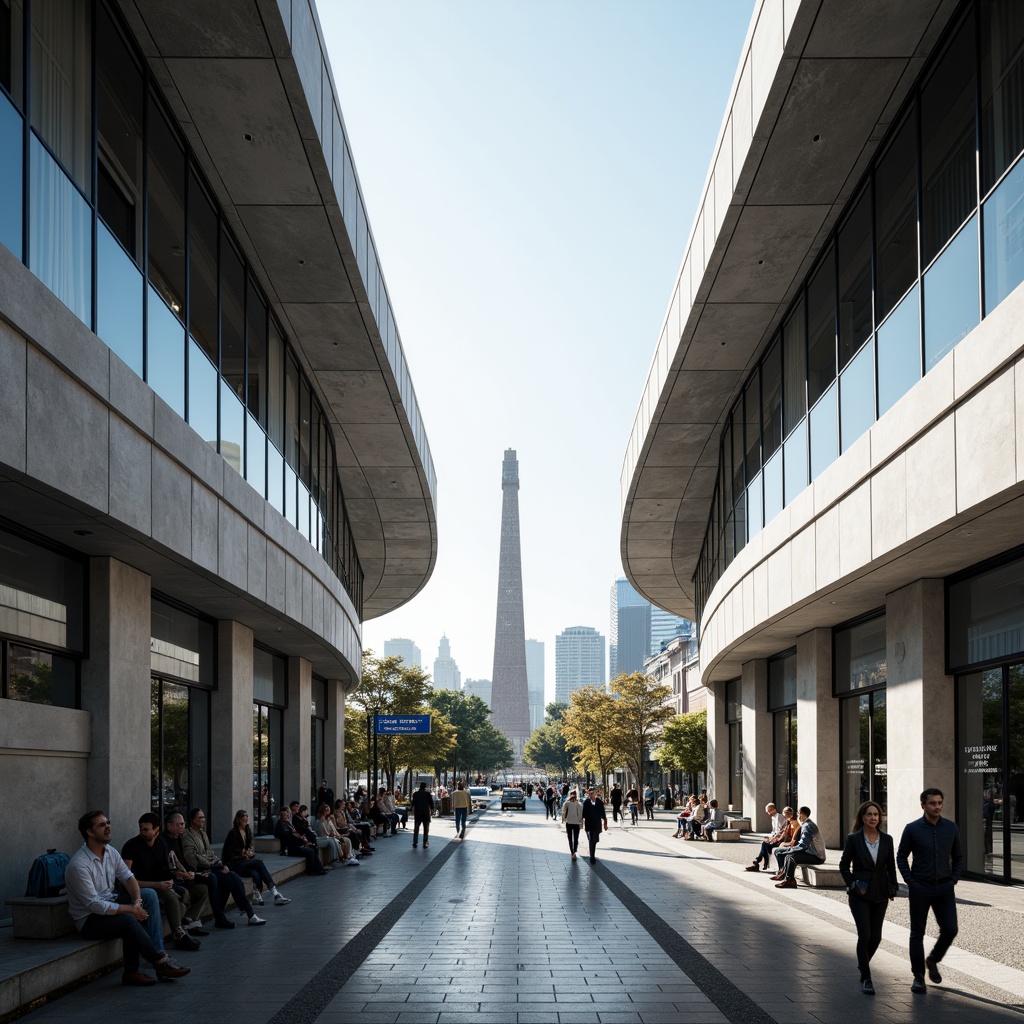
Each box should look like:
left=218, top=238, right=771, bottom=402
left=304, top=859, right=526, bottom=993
left=375, top=714, right=432, bottom=735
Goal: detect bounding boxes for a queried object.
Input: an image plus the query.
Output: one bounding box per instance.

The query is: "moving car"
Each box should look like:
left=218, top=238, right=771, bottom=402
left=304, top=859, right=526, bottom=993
left=469, top=786, right=491, bottom=810
left=501, top=787, right=526, bottom=811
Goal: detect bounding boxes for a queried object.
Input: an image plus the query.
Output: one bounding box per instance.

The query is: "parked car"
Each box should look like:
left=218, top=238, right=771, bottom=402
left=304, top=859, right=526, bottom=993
left=501, top=787, right=526, bottom=811
left=469, top=786, right=491, bottom=810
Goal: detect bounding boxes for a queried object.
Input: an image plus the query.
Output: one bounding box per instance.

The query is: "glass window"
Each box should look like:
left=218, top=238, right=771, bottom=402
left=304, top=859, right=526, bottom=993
left=298, top=479, right=311, bottom=540
left=809, top=381, right=838, bottom=481
left=744, top=373, right=760, bottom=478
left=284, top=461, right=298, bottom=527
left=96, top=2, right=142, bottom=260
left=97, top=222, right=143, bottom=377
left=763, top=447, right=783, bottom=526
left=343, top=142, right=356, bottom=245
left=220, top=231, right=245, bottom=399
left=253, top=646, right=286, bottom=706
left=285, top=353, right=300, bottom=470
left=188, top=173, right=218, bottom=363
left=147, top=98, right=185, bottom=318
left=768, top=651, right=797, bottom=708
left=949, top=552, right=1024, bottom=669
left=220, top=379, right=244, bottom=476
left=29, top=136, right=90, bottom=325
left=246, top=282, right=268, bottom=421
left=837, top=187, right=873, bottom=369
left=807, top=245, right=837, bottom=406
left=267, top=319, right=285, bottom=451
left=731, top=404, right=745, bottom=504
left=981, top=0, right=1024, bottom=193
left=151, top=679, right=210, bottom=833
left=762, top=337, right=782, bottom=459
left=875, top=111, right=918, bottom=321
left=923, top=214, right=980, bottom=370
left=782, top=299, right=806, bottom=435
left=7, top=645, right=77, bottom=707
left=921, top=16, right=977, bottom=265
left=246, top=411, right=266, bottom=497
left=147, top=285, right=185, bottom=417
left=253, top=702, right=283, bottom=833
left=835, top=614, right=887, bottom=693
left=839, top=336, right=875, bottom=453
left=187, top=339, right=218, bottom=451
left=30, top=0, right=90, bottom=191
left=722, top=422, right=733, bottom=510
left=1, top=0, right=24, bottom=107
left=267, top=441, right=284, bottom=516
left=876, top=284, right=921, bottom=417
left=151, top=597, right=214, bottom=687
left=299, top=379, right=311, bottom=485
left=773, top=708, right=798, bottom=812
left=746, top=472, right=763, bottom=538
left=783, top=418, right=808, bottom=505
left=984, top=154, right=1024, bottom=313
left=0, top=89, right=21, bottom=259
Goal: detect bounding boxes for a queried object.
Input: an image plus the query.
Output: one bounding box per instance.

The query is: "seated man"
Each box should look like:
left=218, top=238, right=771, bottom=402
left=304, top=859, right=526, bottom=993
left=392, top=789, right=409, bottom=829
left=771, top=812, right=803, bottom=877
left=275, top=807, right=327, bottom=875
left=368, top=790, right=393, bottom=836
left=162, top=811, right=224, bottom=930
left=335, top=800, right=374, bottom=854
left=701, top=799, right=726, bottom=840
left=378, top=788, right=401, bottom=833
left=121, top=812, right=200, bottom=951
left=65, top=810, right=190, bottom=986
left=774, top=806, right=826, bottom=888
left=747, top=804, right=791, bottom=872
left=181, top=808, right=266, bottom=925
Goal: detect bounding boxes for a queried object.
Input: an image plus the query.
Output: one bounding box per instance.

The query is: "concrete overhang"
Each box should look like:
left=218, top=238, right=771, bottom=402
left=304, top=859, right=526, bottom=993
left=620, top=0, right=958, bottom=620
left=116, top=0, right=437, bottom=619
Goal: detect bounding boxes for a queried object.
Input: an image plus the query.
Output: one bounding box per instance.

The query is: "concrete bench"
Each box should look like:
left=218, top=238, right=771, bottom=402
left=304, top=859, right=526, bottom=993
left=723, top=815, right=751, bottom=831
left=3, top=897, right=75, bottom=940
left=800, top=863, right=845, bottom=888
left=710, top=828, right=742, bottom=842
left=253, top=836, right=282, bottom=855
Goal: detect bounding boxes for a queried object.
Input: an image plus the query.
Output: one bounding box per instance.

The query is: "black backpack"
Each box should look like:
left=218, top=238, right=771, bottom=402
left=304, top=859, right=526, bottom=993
left=25, top=849, right=70, bottom=897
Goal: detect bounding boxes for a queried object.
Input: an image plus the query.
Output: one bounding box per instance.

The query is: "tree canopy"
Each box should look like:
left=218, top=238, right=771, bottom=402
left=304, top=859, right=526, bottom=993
left=605, top=672, right=675, bottom=787
left=658, top=708, right=708, bottom=793
left=562, top=685, right=625, bottom=789
left=428, top=689, right=513, bottom=779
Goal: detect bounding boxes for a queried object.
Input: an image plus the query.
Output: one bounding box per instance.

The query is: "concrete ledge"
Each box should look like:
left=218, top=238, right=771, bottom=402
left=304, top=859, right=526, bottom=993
left=724, top=815, right=751, bottom=831
left=711, top=829, right=742, bottom=842
left=800, top=863, right=845, bottom=888
left=253, top=836, right=282, bottom=855
left=3, top=898, right=74, bottom=940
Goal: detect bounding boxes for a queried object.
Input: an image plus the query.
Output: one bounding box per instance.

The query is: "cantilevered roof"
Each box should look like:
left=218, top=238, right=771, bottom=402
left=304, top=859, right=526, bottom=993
left=620, top=0, right=957, bottom=620
left=117, top=0, right=437, bottom=619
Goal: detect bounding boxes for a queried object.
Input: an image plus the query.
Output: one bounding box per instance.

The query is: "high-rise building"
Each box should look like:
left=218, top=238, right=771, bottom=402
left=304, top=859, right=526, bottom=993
left=384, top=638, right=422, bottom=669
left=609, top=577, right=650, bottom=678
left=616, top=604, right=652, bottom=675
left=433, top=634, right=461, bottom=690
left=554, top=627, right=605, bottom=705
left=526, top=638, right=545, bottom=732
left=650, top=608, right=695, bottom=655
left=463, top=678, right=492, bottom=709
left=490, top=450, right=531, bottom=759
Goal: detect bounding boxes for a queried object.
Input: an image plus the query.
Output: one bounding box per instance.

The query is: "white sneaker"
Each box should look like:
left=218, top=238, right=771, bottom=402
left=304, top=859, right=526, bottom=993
left=247, top=914, right=266, bottom=926
left=274, top=894, right=291, bottom=905
left=343, top=858, right=360, bottom=867
left=251, top=890, right=264, bottom=906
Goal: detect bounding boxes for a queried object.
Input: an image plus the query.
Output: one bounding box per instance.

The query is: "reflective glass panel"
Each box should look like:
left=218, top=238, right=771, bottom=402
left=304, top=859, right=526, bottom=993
left=188, top=174, right=218, bottom=362
left=0, top=89, right=22, bottom=259
left=151, top=598, right=214, bottom=687
left=246, top=412, right=266, bottom=497
left=267, top=441, right=284, bottom=516
left=807, top=246, right=837, bottom=406
left=147, top=98, right=185, bottom=318
left=187, top=339, right=218, bottom=450
left=981, top=0, right=1024, bottom=193
left=762, top=338, right=782, bottom=459
left=839, top=336, right=875, bottom=453
left=246, top=284, right=268, bottom=421
left=837, top=188, right=873, bottom=370
left=876, top=284, right=921, bottom=417
left=298, top=479, right=311, bottom=540
left=783, top=418, right=808, bottom=505
left=763, top=447, right=783, bottom=526
left=29, top=136, right=90, bottom=325
left=97, top=223, right=143, bottom=377
left=923, top=215, right=979, bottom=370
left=744, top=373, right=760, bottom=477
left=220, top=379, right=244, bottom=476
left=0, top=0, right=24, bottom=107
left=8, top=645, right=76, bottom=707
left=147, top=285, right=185, bottom=417
left=949, top=551, right=1024, bottom=669
left=840, top=694, right=870, bottom=830
left=809, top=382, right=838, bottom=481
left=220, top=232, right=245, bottom=396
left=783, top=299, right=806, bottom=434
left=284, top=461, right=298, bottom=526
left=267, top=320, right=285, bottom=450
left=875, top=111, right=918, bottom=321
left=984, top=155, right=1024, bottom=313
left=835, top=615, right=887, bottom=693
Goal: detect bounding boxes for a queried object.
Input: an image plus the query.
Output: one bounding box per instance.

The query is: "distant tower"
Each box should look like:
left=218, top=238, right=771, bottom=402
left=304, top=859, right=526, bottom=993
left=433, top=634, right=461, bottom=691
left=525, top=638, right=545, bottom=732
left=490, top=449, right=531, bottom=759
left=383, top=637, right=421, bottom=668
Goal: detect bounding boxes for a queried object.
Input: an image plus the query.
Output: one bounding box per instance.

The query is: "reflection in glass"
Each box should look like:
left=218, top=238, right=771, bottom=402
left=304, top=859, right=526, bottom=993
left=147, top=97, right=186, bottom=317
left=981, top=0, right=1024, bottom=193
left=147, top=286, right=185, bottom=417
left=97, top=223, right=143, bottom=377
left=267, top=442, right=284, bottom=516
left=284, top=462, right=298, bottom=528
left=188, top=174, right=218, bottom=362
left=875, top=111, right=918, bottom=321
left=253, top=701, right=283, bottom=834
left=746, top=472, right=762, bottom=538
left=187, top=339, right=218, bottom=450
left=221, top=232, right=245, bottom=395
left=0, top=0, right=24, bottom=107
left=783, top=420, right=808, bottom=506
left=246, top=411, right=266, bottom=498
left=840, top=694, right=870, bottom=829
left=923, top=215, right=979, bottom=371
left=807, top=246, right=837, bottom=406
left=773, top=708, right=797, bottom=814
left=839, top=337, right=875, bottom=453
left=1008, top=665, right=1024, bottom=884
left=837, top=188, right=872, bottom=370
left=0, top=90, right=22, bottom=259
left=29, top=137, right=91, bottom=325
left=219, top=379, right=244, bottom=476
left=8, top=645, right=76, bottom=707
left=783, top=300, right=806, bottom=434
left=298, top=479, right=311, bottom=541
left=763, top=448, right=783, bottom=527
left=809, top=382, right=838, bottom=482
left=984, top=156, right=1024, bottom=314
left=762, top=339, right=782, bottom=460
left=876, top=285, right=920, bottom=417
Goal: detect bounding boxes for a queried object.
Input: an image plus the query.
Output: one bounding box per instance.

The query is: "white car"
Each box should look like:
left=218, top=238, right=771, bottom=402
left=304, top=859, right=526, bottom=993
left=469, top=786, right=491, bottom=810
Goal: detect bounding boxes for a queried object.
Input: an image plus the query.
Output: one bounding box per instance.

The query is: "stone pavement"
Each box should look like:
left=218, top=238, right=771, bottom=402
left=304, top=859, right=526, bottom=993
left=9, top=801, right=1024, bottom=1024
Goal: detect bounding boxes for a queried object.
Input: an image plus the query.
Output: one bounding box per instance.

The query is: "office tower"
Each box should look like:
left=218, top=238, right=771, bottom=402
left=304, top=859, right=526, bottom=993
left=490, top=449, right=531, bottom=759
left=384, top=638, right=422, bottom=669
left=609, top=577, right=650, bottom=678
left=526, top=638, right=545, bottom=732
left=554, top=626, right=606, bottom=705
left=463, top=678, right=492, bottom=709
left=650, top=607, right=695, bottom=654
left=433, top=634, right=461, bottom=690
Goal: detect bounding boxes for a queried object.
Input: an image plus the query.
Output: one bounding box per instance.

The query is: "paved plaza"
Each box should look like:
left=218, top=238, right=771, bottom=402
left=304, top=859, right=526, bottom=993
left=10, top=800, right=1024, bottom=1024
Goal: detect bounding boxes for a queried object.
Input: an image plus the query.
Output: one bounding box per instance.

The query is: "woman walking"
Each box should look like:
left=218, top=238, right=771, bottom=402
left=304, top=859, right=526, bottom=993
left=838, top=801, right=897, bottom=995
left=561, top=790, right=584, bottom=861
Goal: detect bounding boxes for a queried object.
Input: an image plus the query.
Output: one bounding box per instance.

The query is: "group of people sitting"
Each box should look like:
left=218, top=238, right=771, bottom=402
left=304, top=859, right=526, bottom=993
left=745, top=802, right=826, bottom=887
left=672, top=794, right=727, bottom=840
left=273, top=798, right=381, bottom=871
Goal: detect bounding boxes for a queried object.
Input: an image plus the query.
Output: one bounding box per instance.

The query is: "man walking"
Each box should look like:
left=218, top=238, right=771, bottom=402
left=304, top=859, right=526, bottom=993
left=582, top=787, right=608, bottom=864
left=452, top=781, right=472, bottom=840
left=610, top=783, right=623, bottom=823
left=411, top=781, right=434, bottom=849
left=897, top=787, right=962, bottom=994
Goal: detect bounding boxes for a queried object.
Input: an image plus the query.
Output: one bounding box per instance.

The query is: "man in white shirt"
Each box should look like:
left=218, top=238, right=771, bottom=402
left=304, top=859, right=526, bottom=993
left=747, top=803, right=791, bottom=872
left=64, top=810, right=191, bottom=986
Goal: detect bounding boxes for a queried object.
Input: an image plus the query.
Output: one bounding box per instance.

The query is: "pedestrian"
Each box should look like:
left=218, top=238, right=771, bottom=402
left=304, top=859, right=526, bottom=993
left=897, top=787, right=962, bottom=994
left=561, top=790, right=584, bottom=861
left=838, top=801, right=898, bottom=995
left=544, top=784, right=557, bottom=820
left=452, top=781, right=472, bottom=840
left=411, top=781, right=435, bottom=849
left=643, top=784, right=655, bottom=820
left=582, top=787, right=608, bottom=864
left=610, top=783, right=623, bottom=822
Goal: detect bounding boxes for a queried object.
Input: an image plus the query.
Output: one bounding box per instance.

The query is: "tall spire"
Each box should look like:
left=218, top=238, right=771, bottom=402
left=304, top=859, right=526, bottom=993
left=490, top=449, right=531, bottom=760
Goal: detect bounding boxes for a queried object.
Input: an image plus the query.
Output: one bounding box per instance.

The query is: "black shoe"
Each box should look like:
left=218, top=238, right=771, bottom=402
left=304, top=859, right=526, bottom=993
left=590, top=857, right=595, bottom=864
left=214, top=917, right=235, bottom=929
left=925, top=958, right=942, bottom=984
left=412, top=842, right=417, bottom=848
left=184, top=921, right=209, bottom=936
left=911, top=976, right=926, bottom=994
left=174, top=933, right=201, bottom=951
left=862, top=979, right=874, bottom=995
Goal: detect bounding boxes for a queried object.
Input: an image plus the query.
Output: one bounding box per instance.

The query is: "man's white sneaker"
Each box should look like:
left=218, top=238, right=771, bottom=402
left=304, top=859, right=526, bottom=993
left=248, top=914, right=266, bottom=926
left=274, top=894, right=292, bottom=904
left=251, top=890, right=264, bottom=905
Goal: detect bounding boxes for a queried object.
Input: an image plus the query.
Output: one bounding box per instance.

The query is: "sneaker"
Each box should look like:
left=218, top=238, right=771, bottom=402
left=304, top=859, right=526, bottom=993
left=423, top=842, right=429, bottom=848
left=247, top=914, right=266, bottom=926
left=343, top=858, right=360, bottom=866
left=274, top=894, right=291, bottom=905
left=911, top=976, right=926, bottom=994
left=862, top=979, right=875, bottom=995
left=183, top=920, right=209, bottom=935
left=251, top=890, right=264, bottom=906
left=153, top=956, right=190, bottom=980
left=925, top=958, right=942, bottom=984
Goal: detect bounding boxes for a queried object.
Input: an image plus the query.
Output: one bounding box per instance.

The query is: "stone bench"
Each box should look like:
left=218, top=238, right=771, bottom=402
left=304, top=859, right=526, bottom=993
left=800, top=863, right=846, bottom=888
left=3, top=897, right=75, bottom=940
left=253, top=836, right=282, bottom=855
left=723, top=815, right=751, bottom=831
left=710, top=828, right=742, bottom=842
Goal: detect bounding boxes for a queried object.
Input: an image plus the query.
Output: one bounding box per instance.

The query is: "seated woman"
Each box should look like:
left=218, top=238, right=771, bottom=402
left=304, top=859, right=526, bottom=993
left=673, top=796, right=696, bottom=838
left=222, top=809, right=292, bottom=906
left=315, top=803, right=358, bottom=866
left=335, top=800, right=374, bottom=853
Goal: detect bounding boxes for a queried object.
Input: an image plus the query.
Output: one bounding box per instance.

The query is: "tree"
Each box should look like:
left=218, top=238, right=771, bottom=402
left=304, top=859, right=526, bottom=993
left=606, top=672, right=675, bottom=787
left=524, top=723, right=574, bottom=777
left=427, top=689, right=512, bottom=781
left=562, top=686, right=625, bottom=789
left=659, top=708, right=708, bottom=793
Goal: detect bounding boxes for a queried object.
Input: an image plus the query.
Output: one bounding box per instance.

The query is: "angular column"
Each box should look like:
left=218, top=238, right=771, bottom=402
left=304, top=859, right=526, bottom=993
left=82, top=557, right=151, bottom=830
left=324, top=677, right=346, bottom=796
left=741, top=658, right=772, bottom=829
left=796, top=627, right=839, bottom=844
left=211, top=620, right=253, bottom=833
left=886, top=579, right=953, bottom=832
left=284, top=656, right=312, bottom=805
left=706, top=680, right=729, bottom=799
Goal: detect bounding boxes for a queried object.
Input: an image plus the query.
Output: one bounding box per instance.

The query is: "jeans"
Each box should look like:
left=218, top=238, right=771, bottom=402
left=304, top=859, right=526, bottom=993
left=79, top=889, right=162, bottom=973
left=782, top=851, right=823, bottom=880
left=586, top=828, right=601, bottom=860
left=206, top=868, right=255, bottom=915
left=848, top=893, right=888, bottom=980
left=756, top=838, right=780, bottom=867
left=454, top=806, right=468, bottom=835
left=907, top=880, right=958, bottom=978
left=566, top=824, right=580, bottom=853
left=413, top=815, right=430, bottom=844
left=231, top=857, right=275, bottom=891
left=644, top=800, right=655, bottom=820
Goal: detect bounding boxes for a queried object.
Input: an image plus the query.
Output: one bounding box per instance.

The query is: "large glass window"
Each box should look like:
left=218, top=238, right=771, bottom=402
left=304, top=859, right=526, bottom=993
left=188, top=173, right=218, bottom=363
left=981, top=0, right=1024, bottom=194
left=744, top=373, right=760, bottom=480
left=782, top=300, right=806, bottom=435
left=839, top=690, right=887, bottom=831
left=839, top=336, right=875, bottom=453
left=769, top=651, right=798, bottom=815
left=837, top=187, right=873, bottom=370
left=5, top=645, right=77, bottom=707
left=97, top=222, right=143, bottom=376
left=876, top=284, right=921, bottom=417
left=725, top=679, right=742, bottom=808
left=1, top=0, right=24, bottom=107
left=983, top=154, right=1024, bottom=313
left=151, top=678, right=210, bottom=831
left=148, top=285, right=185, bottom=418
left=949, top=551, right=1024, bottom=670
left=783, top=419, right=808, bottom=505
left=0, top=87, right=22, bottom=260
left=147, top=97, right=185, bottom=318
left=875, top=111, right=918, bottom=321
left=807, top=246, right=837, bottom=406
left=923, top=215, right=980, bottom=370
left=809, top=382, right=838, bottom=482
left=762, top=339, right=782, bottom=461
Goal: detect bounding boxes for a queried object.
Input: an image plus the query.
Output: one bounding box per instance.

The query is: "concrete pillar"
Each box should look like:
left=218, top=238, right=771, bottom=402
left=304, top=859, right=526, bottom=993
left=796, top=627, right=839, bottom=845
left=284, top=656, right=312, bottom=806
left=211, top=620, right=253, bottom=835
left=742, top=658, right=772, bottom=830
left=706, top=680, right=729, bottom=799
left=324, top=678, right=345, bottom=797
left=886, top=579, right=953, bottom=834
left=82, top=557, right=150, bottom=833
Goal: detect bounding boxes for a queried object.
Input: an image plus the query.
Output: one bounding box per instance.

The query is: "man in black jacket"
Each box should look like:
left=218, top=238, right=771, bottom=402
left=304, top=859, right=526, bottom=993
left=582, top=788, right=608, bottom=864
left=410, top=782, right=434, bottom=849
left=275, top=808, right=326, bottom=875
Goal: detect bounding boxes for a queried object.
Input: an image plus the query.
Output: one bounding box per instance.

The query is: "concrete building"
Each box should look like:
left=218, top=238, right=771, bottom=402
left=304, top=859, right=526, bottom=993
left=0, top=0, right=436, bottom=909
left=554, top=626, right=606, bottom=705
left=645, top=635, right=702, bottom=719
left=463, top=678, right=492, bottom=709
left=432, top=634, right=461, bottom=691
left=620, top=0, right=1024, bottom=882
left=609, top=577, right=650, bottom=677
left=526, top=638, right=546, bottom=732
left=384, top=638, right=422, bottom=669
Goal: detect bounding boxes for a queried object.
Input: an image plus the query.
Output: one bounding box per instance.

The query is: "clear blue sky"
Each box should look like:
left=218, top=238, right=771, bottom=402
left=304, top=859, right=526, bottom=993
left=320, top=1, right=756, bottom=700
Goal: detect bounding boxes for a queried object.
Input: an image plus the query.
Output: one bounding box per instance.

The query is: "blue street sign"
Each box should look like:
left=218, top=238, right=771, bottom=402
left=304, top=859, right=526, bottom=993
left=375, top=714, right=431, bottom=735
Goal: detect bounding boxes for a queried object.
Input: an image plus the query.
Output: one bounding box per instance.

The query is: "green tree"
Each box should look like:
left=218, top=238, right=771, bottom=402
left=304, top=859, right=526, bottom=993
left=562, top=685, right=624, bottom=789
left=606, top=672, right=675, bottom=787
left=524, top=723, right=574, bottom=777
left=659, top=708, right=708, bottom=793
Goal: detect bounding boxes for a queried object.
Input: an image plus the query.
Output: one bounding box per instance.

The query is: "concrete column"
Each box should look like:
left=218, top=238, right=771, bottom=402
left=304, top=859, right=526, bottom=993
left=741, top=658, right=772, bottom=830
left=82, top=557, right=150, bottom=831
left=211, top=620, right=253, bottom=835
left=796, top=627, right=839, bottom=845
left=324, top=678, right=345, bottom=796
left=886, top=578, right=953, bottom=833
left=706, top=680, right=729, bottom=799
left=284, top=656, right=312, bottom=806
